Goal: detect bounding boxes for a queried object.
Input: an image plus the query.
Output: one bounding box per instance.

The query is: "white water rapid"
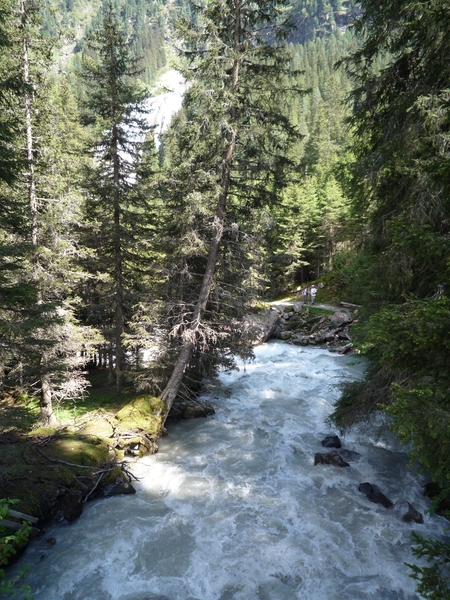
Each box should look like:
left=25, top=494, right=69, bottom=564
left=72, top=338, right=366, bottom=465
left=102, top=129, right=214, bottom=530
left=10, top=342, right=447, bottom=600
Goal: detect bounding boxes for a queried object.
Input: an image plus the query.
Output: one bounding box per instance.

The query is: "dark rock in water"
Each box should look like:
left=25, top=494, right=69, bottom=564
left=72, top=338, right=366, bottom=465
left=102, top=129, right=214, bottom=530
left=391, top=500, right=424, bottom=524
left=314, top=450, right=350, bottom=468
left=358, top=482, right=393, bottom=508
left=56, top=491, right=83, bottom=523
left=337, top=448, right=361, bottom=462
left=102, top=475, right=136, bottom=498
left=169, top=400, right=215, bottom=420
left=182, top=402, right=216, bottom=419
left=321, top=435, right=341, bottom=448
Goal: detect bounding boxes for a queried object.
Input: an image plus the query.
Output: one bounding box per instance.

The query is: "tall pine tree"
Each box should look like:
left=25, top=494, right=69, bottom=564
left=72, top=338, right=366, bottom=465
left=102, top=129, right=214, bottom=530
left=79, top=3, right=152, bottom=390
left=160, top=0, right=300, bottom=413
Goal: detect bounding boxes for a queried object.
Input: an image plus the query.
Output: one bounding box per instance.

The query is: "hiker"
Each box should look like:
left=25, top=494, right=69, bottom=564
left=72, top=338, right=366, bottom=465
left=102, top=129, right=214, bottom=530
left=310, top=284, right=317, bottom=304
left=302, top=286, right=308, bottom=304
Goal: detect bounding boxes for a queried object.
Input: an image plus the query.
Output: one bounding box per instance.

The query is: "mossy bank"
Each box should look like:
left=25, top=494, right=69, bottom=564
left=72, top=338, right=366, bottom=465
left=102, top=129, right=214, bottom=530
left=0, top=387, right=167, bottom=565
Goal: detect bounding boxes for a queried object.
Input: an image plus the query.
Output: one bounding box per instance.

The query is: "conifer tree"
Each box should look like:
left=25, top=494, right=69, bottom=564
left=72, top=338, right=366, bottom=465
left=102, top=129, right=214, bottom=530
left=330, top=5, right=450, bottom=593
left=1, top=0, right=98, bottom=425
left=160, top=0, right=300, bottom=413
left=79, top=3, right=151, bottom=390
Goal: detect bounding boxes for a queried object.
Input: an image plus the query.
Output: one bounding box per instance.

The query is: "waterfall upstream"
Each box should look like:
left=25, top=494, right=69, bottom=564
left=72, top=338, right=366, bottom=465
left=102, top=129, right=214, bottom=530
left=143, top=70, right=186, bottom=149
left=9, top=342, right=446, bottom=600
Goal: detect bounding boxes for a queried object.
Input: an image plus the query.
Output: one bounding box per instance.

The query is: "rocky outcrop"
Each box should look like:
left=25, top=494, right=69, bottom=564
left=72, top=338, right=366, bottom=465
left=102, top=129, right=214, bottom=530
left=271, top=303, right=356, bottom=353
left=239, top=309, right=281, bottom=346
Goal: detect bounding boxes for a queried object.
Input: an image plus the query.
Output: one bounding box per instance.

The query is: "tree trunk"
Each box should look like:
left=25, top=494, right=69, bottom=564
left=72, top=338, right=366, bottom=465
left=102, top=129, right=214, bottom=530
left=112, top=122, right=125, bottom=391
left=161, top=4, right=241, bottom=417
left=39, top=373, right=58, bottom=427
left=22, top=0, right=57, bottom=427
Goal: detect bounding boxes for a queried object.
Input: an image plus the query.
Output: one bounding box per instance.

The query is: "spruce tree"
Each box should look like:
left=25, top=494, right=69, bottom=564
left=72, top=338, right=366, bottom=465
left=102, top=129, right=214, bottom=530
left=1, top=0, right=99, bottom=425
left=330, top=4, right=450, bottom=594
left=160, top=0, right=300, bottom=413
left=79, top=3, right=151, bottom=390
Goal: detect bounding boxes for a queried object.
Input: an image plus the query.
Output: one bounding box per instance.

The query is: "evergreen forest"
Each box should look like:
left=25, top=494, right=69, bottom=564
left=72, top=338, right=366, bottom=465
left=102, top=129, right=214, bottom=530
left=1, top=0, right=450, bottom=596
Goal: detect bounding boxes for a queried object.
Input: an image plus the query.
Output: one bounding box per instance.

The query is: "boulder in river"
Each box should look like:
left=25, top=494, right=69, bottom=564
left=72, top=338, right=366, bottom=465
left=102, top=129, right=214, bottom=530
left=239, top=309, right=281, bottom=345
left=314, top=450, right=350, bottom=468
left=321, top=435, right=341, bottom=449
left=337, top=448, right=361, bottom=462
left=168, top=400, right=215, bottom=420
left=358, top=482, right=393, bottom=508
left=182, top=402, right=216, bottom=420
left=390, top=500, right=424, bottom=524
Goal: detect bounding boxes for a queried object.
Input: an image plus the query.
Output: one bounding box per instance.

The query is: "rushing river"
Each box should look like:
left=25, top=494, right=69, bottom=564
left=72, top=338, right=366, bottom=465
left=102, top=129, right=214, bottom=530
left=10, top=342, right=447, bottom=599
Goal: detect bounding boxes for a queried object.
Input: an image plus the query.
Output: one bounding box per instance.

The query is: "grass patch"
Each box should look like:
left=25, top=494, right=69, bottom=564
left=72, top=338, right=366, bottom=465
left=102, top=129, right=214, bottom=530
left=0, top=395, right=40, bottom=434
left=0, top=369, right=161, bottom=434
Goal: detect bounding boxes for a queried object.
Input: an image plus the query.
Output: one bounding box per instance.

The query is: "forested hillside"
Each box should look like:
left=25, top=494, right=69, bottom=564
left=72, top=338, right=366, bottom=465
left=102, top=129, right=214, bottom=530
left=1, top=0, right=450, bottom=594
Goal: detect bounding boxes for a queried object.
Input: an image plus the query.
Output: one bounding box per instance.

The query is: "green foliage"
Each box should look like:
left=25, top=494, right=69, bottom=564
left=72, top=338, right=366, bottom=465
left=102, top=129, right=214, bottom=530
left=143, top=0, right=303, bottom=399
left=340, top=0, right=450, bottom=302
left=407, top=532, right=450, bottom=600
left=78, top=5, right=161, bottom=388
left=0, top=499, right=32, bottom=599
left=331, top=296, right=450, bottom=483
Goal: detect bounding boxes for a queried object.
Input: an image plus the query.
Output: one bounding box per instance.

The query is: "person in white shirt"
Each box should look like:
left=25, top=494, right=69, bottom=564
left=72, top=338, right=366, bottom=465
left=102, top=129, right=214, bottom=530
left=310, top=285, right=317, bottom=304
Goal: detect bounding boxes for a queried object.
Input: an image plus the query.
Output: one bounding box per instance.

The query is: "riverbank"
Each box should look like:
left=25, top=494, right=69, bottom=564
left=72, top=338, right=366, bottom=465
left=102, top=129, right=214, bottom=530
left=0, top=380, right=168, bottom=564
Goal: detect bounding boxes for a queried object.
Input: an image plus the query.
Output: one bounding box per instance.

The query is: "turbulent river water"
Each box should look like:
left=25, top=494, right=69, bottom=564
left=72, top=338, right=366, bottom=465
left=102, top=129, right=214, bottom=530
left=11, top=342, right=447, bottom=600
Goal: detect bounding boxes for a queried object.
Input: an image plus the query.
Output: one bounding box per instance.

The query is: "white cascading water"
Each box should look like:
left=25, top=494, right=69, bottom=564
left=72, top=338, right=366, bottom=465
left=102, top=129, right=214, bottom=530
left=9, top=342, right=447, bottom=599
left=143, top=69, right=186, bottom=149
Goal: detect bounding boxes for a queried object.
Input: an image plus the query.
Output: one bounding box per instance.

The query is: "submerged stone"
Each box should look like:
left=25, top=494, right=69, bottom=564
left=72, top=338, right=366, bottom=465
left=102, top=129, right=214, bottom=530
left=391, top=500, right=423, bottom=523
left=358, top=482, right=393, bottom=508
left=321, top=435, right=341, bottom=448
left=314, top=450, right=350, bottom=467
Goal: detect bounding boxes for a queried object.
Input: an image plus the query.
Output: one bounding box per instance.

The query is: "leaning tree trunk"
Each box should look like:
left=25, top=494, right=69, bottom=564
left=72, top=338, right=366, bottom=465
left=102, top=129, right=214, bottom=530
left=160, top=180, right=229, bottom=414
left=161, top=7, right=242, bottom=418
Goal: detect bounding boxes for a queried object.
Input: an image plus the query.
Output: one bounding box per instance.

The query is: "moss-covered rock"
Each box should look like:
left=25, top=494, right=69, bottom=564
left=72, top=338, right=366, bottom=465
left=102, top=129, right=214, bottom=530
left=115, top=394, right=165, bottom=435
left=0, top=384, right=175, bottom=565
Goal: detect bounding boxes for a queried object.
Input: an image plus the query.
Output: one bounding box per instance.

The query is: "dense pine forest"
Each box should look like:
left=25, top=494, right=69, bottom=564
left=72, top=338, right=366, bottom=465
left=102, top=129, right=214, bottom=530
left=1, top=0, right=450, bottom=596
